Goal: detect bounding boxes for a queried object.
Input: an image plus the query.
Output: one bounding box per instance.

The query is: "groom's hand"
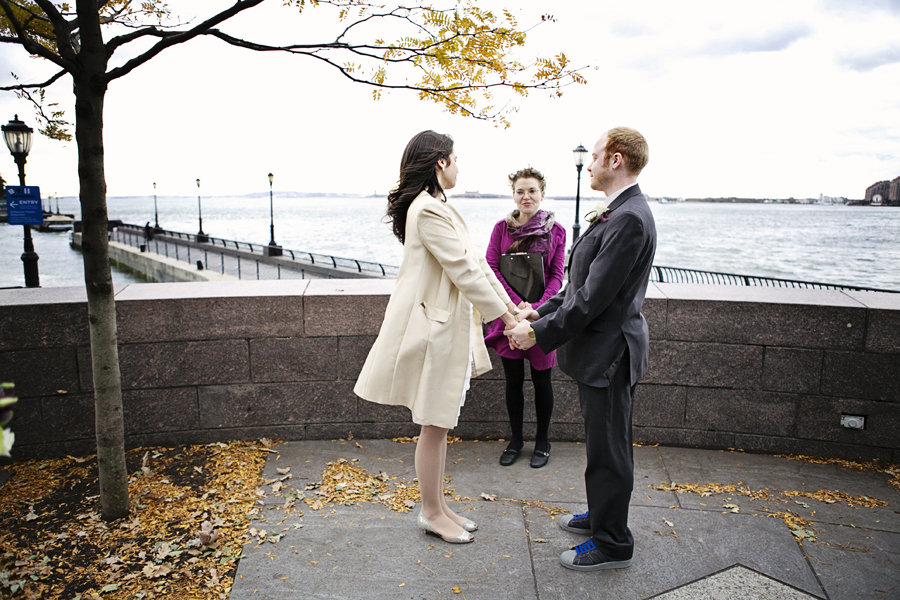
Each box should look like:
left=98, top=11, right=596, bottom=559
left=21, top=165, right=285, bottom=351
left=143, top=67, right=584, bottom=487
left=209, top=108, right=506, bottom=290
left=505, top=320, right=536, bottom=350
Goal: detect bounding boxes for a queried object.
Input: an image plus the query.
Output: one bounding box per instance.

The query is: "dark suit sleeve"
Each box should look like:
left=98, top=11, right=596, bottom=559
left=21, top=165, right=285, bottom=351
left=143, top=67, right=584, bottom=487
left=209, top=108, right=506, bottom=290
left=532, top=212, right=646, bottom=353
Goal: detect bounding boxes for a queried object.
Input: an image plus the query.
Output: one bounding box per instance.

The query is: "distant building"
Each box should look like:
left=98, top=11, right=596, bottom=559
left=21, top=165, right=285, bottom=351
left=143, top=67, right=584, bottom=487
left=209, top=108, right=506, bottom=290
left=889, top=176, right=900, bottom=206
left=865, top=180, right=890, bottom=205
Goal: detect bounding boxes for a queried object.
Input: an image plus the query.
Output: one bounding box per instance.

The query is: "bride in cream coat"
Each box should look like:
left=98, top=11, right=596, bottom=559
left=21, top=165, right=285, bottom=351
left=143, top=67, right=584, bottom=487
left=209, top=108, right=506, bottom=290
left=355, top=130, right=519, bottom=544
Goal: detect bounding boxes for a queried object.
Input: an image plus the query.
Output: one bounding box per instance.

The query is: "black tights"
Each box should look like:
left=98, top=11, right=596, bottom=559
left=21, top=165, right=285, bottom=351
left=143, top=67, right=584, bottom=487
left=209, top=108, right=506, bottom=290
left=501, top=357, right=553, bottom=452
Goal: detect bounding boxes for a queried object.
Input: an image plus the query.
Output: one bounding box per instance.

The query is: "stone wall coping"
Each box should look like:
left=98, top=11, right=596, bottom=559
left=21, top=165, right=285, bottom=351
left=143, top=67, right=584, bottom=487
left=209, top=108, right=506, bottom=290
left=843, top=290, right=900, bottom=310
left=305, top=279, right=395, bottom=296
left=2, top=280, right=896, bottom=311
left=114, top=279, right=309, bottom=301
left=651, top=283, right=870, bottom=307
left=0, top=286, right=88, bottom=306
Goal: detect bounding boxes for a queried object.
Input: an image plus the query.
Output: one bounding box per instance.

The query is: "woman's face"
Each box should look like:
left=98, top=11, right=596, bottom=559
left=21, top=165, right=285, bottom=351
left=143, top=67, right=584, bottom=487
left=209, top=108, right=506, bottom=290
left=513, top=177, right=544, bottom=219
left=436, top=152, right=459, bottom=191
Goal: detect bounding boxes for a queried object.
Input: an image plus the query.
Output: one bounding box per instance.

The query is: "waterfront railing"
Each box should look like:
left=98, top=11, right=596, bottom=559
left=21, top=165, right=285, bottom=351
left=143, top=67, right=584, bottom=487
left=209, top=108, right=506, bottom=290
left=111, top=223, right=895, bottom=292
left=649, top=265, right=895, bottom=293
left=112, top=224, right=399, bottom=279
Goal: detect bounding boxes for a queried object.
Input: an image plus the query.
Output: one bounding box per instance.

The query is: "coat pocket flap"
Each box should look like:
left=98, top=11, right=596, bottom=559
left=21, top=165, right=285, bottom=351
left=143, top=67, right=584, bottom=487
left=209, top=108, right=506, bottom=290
left=421, top=302, right=451, bottom=323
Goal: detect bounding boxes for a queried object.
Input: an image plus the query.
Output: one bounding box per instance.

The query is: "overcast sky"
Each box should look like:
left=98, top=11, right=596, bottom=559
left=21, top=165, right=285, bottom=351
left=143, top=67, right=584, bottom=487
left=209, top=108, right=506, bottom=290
left=1, top=0, right=898, bottom=200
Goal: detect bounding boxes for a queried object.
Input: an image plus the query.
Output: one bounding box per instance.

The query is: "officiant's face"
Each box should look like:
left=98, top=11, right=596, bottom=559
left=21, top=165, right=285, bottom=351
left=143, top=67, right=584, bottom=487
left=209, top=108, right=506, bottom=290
left=513, top=177, right=544, bottom=220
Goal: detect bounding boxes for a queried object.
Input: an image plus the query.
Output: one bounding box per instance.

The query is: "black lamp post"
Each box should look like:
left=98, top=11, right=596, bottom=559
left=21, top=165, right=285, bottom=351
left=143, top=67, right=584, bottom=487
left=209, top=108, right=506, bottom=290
left=2, top=115, right=39, bottom=287
left=571, top=144, right=589, bottom=244
left=265, top=172, right=282, bottom=257
left=195, top=177, right=208, bottom=243
left=152, top=181, right=160, bottom=230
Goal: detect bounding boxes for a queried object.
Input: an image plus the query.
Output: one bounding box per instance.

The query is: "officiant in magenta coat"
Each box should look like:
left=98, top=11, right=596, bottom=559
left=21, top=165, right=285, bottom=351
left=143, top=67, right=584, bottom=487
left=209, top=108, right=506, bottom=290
left=483, top=167, right=566, bottom=468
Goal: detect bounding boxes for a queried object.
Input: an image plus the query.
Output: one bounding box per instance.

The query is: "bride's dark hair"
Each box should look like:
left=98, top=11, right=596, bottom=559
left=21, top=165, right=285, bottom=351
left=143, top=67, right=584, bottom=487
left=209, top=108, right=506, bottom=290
left=386, top=130, right=454, bottom=244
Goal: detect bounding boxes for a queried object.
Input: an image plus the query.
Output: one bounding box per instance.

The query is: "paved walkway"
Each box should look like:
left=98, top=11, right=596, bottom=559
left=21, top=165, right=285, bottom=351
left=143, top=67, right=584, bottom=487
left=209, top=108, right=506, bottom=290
left=230, top=440, right=899, bottom=600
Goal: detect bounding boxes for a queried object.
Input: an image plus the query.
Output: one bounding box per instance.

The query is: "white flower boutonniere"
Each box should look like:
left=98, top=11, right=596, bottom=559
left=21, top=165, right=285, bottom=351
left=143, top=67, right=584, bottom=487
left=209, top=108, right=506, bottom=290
left=585, top=200, right=610, bottom=224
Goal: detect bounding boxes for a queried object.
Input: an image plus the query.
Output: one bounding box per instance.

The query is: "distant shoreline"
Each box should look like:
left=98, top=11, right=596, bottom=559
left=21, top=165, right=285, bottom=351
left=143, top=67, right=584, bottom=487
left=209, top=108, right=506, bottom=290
left=23, top=193, right=889, bottom=206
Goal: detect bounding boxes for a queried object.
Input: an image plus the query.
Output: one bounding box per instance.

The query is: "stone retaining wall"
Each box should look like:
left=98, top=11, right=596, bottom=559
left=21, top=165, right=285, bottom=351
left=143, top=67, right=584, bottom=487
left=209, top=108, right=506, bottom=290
left=1, top=280, right=897, bottom=462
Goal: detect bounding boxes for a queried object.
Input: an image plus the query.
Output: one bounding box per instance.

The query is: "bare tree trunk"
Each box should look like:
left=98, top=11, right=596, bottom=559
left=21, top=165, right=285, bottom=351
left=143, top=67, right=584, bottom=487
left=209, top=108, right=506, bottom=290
left=75, top=0, right=128, bottom=521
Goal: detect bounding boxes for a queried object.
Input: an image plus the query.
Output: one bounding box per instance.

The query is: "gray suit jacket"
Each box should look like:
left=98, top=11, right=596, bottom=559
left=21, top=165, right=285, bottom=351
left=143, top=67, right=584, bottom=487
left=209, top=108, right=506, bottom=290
left=532, top=184, right=657, bottom=387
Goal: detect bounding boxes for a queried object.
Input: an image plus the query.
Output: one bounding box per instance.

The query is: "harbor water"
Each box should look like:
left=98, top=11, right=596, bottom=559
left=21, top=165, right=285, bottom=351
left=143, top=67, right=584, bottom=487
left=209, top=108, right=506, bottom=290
left=1, top=194, right=898, bottom=291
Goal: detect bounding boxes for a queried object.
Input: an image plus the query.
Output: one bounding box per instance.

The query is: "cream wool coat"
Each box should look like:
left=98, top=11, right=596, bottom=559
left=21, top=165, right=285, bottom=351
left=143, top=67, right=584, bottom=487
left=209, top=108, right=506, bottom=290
left=354, top=191, right=511, bottom=429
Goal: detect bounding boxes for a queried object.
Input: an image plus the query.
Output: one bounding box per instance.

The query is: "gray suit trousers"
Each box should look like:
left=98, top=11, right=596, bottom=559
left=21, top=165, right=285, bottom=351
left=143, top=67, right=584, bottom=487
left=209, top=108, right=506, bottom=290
left=578, top=348, right=635, bottom=559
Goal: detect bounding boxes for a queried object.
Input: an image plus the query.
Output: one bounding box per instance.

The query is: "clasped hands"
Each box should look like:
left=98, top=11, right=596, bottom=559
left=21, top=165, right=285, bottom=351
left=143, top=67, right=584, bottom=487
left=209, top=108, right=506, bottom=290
left=500, top=301, right=539, bottom=350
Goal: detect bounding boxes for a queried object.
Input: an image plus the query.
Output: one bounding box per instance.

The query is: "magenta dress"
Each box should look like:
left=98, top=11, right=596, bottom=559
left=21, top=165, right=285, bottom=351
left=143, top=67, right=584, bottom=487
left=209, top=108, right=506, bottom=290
left=483, top=218, right=566, bottom=370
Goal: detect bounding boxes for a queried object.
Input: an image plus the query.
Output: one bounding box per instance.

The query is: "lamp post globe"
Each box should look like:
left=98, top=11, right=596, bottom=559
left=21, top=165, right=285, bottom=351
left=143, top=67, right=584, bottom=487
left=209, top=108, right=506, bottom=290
left=195, top=177, right=208, bottom=242
left=265, top=172, right=282, bottom=257
left=571, top=144, right=589, bottom=245
left=2, top=114, right=39, bottom=287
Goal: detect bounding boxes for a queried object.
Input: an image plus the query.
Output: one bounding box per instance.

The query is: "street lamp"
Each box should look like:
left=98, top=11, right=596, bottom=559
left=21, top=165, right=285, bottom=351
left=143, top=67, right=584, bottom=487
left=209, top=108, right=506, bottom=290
left=571, top=144, right=589, bottom=244
left=195, top=177, right=208, bottom=243
left=152, top=181, right=160, bottom=230
left=265, top=172, right=282, bottom=257
left=2, top=114, right=39, bottom=287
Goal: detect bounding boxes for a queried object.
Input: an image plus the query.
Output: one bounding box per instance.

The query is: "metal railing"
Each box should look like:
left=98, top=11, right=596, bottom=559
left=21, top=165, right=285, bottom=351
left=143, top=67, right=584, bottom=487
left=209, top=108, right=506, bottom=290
left=112, top=224, right=399, bottom=280
left=650, top=265, right=896, bottom=293
left=111, top=224, right=895, bottom=292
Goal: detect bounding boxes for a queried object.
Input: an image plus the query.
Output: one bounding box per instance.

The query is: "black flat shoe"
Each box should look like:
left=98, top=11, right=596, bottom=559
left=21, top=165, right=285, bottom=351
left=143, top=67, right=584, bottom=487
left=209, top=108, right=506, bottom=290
left=499, top=447, right=521, bottom=466
left=530, top=443, right=551, bottom=468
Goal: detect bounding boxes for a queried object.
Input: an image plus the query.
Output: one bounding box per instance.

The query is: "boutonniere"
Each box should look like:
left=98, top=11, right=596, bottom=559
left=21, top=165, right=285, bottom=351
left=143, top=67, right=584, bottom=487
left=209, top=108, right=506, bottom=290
left=585, top=200, right=610, bottom=224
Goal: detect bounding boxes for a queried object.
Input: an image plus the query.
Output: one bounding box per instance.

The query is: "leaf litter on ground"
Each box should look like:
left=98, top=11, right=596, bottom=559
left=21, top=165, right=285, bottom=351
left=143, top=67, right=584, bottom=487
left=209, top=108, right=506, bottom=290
left=0, top=439, right=270, bottom=599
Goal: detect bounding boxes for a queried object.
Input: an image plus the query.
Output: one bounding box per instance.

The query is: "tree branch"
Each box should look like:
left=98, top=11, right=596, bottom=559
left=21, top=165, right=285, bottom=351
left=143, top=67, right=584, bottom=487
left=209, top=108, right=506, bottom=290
left=31, top=0, right=78, bottom=62
left=0, top=0, right=71, bottom=70
left=0, top=68, right=67, bottom=91
left=105, top=0, right=265, bottom=82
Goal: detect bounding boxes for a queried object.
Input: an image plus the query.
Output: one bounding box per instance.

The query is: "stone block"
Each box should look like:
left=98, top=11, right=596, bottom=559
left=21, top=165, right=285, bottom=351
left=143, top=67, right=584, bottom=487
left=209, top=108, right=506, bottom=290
left=550, top=381, right=581, bottom=422
left=460, top=379, right=509, bottom=422
left=316, top=421, right=419, bottom=441
left=304, top=279, right=393, bottom=336
left=547, top=422, right=586, bottom=441
left=733, top=433, right=893, bottom=462
left=116, top=294, right=305, bottom=343
left=795, top=395, right=899, bottom=447
left=9, top=439, right=97, bottom=461
left=661, top=285, right=866, bottom=349
left=866, top=309, right=900, bottom=353
left=2, top=396, right=43, bottom=446
left=338, top=336, right=376, bottom=381
left=0, top=347, right=80, bottom=397
left=821, top=351, right=900, bottom=401
left=642, top=295, right=667, bottom=340
left=685, top=388, right=797, bottom=437
left=123, top=387, right=200, bottom=435
left=762, top=347, right=822, bottom=394
left=843, top=290, right=900, bottom=353
left=453, top=421, right=514, bottom=440
left=646, top=341, right=763, bottom=388
left=111, top=340, right=251, bottom=390
left=634, top=384, right=686, bottom=428
left=41, top=393, right=95, bottom=442
left=356, top=398, right=411, bottom=423
left=249, top=337, right=338, bottom=382
left=198, top=381, right=357, bottom=428
left=633, top=425, right=735, bottom=450
left=0, top=301, right=89, bottom=351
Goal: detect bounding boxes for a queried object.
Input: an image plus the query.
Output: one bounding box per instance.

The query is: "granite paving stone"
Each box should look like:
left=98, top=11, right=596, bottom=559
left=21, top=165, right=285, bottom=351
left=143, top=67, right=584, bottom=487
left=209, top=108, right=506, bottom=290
left=228, top=440, right=899, bottom=600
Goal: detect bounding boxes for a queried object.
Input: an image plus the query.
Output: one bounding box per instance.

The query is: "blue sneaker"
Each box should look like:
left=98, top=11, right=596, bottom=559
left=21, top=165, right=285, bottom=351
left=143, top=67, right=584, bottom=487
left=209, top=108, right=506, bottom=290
left=558, top=511, right=591, bottom=534
left=559, top=539, right=633, bottom=571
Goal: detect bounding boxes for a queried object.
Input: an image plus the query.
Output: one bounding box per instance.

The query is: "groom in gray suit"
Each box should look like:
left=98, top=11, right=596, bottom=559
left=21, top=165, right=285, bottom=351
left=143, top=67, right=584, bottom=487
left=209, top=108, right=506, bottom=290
left=506, top=127, right=657, bottom=571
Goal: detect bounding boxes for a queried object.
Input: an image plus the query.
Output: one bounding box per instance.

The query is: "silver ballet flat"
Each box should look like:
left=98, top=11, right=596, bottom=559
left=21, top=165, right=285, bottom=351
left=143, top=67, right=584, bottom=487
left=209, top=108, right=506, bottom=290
left=417, top=512, right=475, bottom=544
left=459, top=518, right=478, bottom=533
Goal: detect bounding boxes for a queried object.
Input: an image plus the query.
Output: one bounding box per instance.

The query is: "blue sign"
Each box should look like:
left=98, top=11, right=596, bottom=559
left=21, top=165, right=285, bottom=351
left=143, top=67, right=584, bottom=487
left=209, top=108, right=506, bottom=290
left=5, top=186, right=43, bottom=226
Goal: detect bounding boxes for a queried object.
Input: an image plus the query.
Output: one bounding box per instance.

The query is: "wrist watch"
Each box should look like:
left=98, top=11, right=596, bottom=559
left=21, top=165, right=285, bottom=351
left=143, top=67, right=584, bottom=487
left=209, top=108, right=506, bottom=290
left=527, top=326, right=535, bottom=340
